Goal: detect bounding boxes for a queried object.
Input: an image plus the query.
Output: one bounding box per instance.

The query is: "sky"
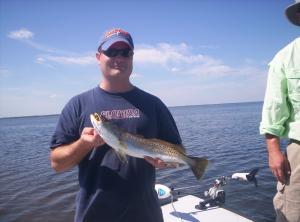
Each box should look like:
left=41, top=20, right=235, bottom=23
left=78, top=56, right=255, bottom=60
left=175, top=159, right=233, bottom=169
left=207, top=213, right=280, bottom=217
left=0, top=0, right=299, bottom=118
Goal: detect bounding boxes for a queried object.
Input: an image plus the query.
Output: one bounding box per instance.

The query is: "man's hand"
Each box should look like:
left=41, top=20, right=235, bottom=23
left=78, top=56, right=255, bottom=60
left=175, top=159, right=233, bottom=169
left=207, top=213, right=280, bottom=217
left=51, top=127, right=106, bottom=173
left=80, top=127, right=105, bottom=148
left=266, top=134, right=291, bottom=184
left=144, top=156, right=178, bottom=169
left=269, top=150, right=291, bottom=184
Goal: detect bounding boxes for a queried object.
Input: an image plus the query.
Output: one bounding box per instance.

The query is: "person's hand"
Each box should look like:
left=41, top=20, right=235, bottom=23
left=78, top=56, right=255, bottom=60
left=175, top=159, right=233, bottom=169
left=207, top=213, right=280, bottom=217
left=80, top=127, right=105, bottom=148
left=144, top=156, right=167, bottom=168
left=269, top=150, right=291, bottom=184
left=144, top=156, right=179, bottom=169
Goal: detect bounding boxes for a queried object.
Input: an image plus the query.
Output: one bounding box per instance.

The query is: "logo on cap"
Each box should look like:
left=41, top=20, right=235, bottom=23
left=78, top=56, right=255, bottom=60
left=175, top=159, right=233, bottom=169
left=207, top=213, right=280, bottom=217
left=98, top=28, right=134, bottom=51
left=104, top=29, right=131, bottom=39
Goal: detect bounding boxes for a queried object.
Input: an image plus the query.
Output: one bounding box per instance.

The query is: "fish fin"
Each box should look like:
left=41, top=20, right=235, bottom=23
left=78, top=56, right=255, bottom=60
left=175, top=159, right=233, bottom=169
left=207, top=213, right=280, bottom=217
left=246, top=168, right=259, bottom=187
left=115, top=149, right=128, bottom=163
left=189, top=157, right=209, bottom=180
left=115, top=141, right=128, bottom=163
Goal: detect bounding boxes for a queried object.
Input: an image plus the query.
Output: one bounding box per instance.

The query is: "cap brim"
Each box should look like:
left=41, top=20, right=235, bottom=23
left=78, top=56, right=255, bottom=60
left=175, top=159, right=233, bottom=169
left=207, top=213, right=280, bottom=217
left=285, top=2, right=300, bottom=26
left=99, top=37, right=133, bottom=51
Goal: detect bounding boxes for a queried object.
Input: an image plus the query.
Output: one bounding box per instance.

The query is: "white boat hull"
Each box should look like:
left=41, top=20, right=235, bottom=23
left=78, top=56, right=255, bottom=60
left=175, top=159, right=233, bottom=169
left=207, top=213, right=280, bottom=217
left=161, top=195, right=253, bottom=222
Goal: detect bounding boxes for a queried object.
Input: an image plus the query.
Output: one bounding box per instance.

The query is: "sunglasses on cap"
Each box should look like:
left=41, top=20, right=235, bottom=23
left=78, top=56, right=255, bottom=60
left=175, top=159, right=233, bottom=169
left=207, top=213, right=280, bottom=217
left=101, top=48, right=134, bottom=58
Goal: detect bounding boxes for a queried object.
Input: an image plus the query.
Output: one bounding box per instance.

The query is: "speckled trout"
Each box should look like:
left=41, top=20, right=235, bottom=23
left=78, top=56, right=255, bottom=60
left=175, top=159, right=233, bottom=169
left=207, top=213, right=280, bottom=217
left=90, top=113, right=208, bottom=180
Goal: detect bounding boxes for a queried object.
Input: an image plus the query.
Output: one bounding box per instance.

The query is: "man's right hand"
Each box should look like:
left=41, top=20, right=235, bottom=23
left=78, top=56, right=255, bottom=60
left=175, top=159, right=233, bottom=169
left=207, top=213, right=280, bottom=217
left=80, top=127, right=106, bottom=148
left=268, top=149, right=291, bottom=184
left=266, top=134, right=291, bottom=184
left=51, top=127, right=106, bottom=173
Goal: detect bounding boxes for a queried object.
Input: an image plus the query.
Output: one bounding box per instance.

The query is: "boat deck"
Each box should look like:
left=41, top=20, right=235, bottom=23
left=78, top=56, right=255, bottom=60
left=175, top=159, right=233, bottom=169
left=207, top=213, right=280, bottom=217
left=162, top=195, right=253, bottom=222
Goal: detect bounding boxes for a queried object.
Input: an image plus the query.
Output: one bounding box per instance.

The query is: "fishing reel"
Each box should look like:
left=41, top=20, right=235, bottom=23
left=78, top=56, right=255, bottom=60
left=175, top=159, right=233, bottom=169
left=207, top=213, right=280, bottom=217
left=196, top=168, right=259, bottom=210
left=156, top=168, right=259, bottom=208
left=195, top=176, right=227, bottom=209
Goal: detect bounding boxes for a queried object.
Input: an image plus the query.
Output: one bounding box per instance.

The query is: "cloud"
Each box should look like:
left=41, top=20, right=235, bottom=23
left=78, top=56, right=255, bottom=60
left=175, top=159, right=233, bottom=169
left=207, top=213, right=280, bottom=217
left=184, top=64, right=233, bottom=76
left=6, top=29, right=234, bottom=74
left=7, top=28, right=96, bottom=66
left=0, top=86, right=69, bottom=117
left=133, top=43, right=268, bottom=78
left=8, top=28, right=34, bottom=40
left=36, top=57, right=46, bottom=64
left=49, top=94, right=63, bottom=99
left=134, top=43, right=189, bottom=65
left=134, top=43, right=234, bottom=76
left=0, top=68, right=10, bottom=78
left=7, top=29, right=265, bottom=78
left=131, top=72, right=142, bottom=78
left=36, top=54, right=95, bottom=65
left=8, top=28, right=78, bottom=55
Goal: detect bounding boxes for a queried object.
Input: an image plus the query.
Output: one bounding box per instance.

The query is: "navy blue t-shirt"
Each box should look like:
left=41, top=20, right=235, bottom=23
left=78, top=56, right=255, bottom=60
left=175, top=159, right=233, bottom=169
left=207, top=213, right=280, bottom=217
left=50, top=86, right=181, bottom=222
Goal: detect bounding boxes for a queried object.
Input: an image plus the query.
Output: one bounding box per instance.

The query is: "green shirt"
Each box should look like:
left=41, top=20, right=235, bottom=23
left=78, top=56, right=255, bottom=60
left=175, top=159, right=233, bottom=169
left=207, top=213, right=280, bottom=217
left=260, top=37, right=300, bottom=141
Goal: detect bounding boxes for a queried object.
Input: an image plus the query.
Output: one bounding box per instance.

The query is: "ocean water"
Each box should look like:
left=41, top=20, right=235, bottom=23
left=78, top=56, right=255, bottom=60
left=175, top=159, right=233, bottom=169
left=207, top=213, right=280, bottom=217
left=0, top=102, right=279, bottom=222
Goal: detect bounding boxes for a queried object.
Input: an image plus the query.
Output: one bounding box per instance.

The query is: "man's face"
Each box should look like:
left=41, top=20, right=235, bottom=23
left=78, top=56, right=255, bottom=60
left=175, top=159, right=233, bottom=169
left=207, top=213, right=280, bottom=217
left=97, top=42, right=133, bottom=81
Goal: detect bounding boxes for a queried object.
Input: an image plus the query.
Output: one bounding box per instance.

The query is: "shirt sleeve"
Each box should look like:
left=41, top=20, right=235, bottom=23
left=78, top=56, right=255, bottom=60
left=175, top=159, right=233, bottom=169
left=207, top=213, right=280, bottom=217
left=259, top=57, right=290, bottom=137
left=50, top=96, right=81, bottom=149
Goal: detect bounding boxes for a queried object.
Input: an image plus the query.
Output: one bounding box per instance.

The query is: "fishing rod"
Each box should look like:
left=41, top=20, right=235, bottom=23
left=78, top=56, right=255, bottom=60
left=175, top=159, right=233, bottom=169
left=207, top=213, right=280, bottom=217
left=155, top=168, right=259, bottom=209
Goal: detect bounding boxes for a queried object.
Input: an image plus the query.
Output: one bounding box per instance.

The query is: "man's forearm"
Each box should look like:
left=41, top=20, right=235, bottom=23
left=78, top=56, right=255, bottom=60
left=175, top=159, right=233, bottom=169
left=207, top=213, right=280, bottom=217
left=50, top=138, right=94, bottom=173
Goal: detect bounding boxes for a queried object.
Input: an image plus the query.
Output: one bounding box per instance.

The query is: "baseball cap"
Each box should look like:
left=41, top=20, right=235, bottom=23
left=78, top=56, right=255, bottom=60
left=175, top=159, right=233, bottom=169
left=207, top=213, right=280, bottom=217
left=285, top=0, right=300, bottom=26
left=98, top=28, right=134, bottom=52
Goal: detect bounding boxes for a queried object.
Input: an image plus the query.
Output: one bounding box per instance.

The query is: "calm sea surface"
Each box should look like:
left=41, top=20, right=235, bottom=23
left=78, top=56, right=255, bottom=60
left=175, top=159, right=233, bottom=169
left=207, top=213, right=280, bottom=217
left=0, top=102, right=281, bottom=222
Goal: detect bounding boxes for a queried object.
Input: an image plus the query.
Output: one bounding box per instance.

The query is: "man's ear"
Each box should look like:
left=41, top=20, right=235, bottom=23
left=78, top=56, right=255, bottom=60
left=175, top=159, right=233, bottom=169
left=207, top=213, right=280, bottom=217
left=96, top=53, right=101, bottom=63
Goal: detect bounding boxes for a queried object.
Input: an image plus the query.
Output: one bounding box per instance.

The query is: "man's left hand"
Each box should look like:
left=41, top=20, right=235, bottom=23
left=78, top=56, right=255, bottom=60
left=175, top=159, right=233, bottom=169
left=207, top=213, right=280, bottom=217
left=144, top=156, right=168, bottom=169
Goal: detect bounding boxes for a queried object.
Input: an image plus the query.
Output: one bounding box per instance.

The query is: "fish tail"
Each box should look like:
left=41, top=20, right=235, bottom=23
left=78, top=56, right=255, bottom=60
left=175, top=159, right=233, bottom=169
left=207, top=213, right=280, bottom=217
left=189, top=157, right=209, bottom=180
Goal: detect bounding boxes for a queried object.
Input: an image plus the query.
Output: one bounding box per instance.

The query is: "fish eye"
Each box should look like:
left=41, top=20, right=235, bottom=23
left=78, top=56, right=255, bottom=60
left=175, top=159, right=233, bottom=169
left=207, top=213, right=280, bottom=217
left=94, top=113, right=100, bottom=121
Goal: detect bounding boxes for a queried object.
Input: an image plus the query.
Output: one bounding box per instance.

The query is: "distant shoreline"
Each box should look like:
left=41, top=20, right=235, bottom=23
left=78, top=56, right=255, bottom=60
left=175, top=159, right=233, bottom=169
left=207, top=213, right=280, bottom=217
left=0, top=113, right=60, bottom=120
left=169, top=101, right=263, bottom=109
left=0, top=101, right=263, bottom=119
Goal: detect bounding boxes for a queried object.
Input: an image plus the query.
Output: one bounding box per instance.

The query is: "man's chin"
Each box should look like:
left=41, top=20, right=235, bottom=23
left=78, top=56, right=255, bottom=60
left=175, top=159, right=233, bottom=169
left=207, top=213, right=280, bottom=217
left=110, top=71, right=123, bottom=76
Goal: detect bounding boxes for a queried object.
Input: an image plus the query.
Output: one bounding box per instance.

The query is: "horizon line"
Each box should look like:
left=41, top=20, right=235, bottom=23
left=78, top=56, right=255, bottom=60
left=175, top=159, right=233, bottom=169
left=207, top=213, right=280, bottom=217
left=0, top=100, right=263, bottom=119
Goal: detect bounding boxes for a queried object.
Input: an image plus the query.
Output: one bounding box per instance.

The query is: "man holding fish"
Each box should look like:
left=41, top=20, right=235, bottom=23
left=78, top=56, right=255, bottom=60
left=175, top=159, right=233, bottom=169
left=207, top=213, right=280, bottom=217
left=50, top=28, right=207, bottom=222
